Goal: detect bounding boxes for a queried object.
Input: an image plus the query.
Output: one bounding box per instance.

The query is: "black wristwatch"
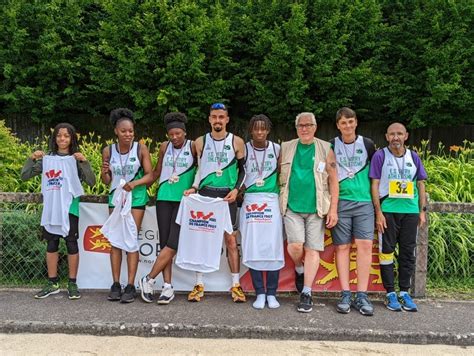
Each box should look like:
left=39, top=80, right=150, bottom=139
left=421, top=206, right=427, bottom=212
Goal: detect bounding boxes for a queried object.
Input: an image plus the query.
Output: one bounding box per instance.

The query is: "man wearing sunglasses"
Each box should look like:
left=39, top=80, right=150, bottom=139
left=279, top=112, right=339, bottom=313
left=184, top=103, right=247, bottom=303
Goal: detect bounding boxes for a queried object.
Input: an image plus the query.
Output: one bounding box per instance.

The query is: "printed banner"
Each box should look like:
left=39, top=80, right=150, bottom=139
left=77, top=203, right=384, bottom=292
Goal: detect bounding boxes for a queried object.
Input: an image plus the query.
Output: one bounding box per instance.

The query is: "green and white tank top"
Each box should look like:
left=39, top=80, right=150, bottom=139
left=243, top=141, right=279, bottom=194
left=157, top=140, right=196, bottom=202
left=334, top=135, right=371, bottom=202
left=199, top=133, right=238, bottom=189
left=108, top=142, right=148, bottom=207
left=379, top=147, right=419, bottom=213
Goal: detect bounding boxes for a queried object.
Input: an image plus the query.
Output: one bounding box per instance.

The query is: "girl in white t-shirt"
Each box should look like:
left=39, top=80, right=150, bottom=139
left=21, top=123, right=95, bottom=300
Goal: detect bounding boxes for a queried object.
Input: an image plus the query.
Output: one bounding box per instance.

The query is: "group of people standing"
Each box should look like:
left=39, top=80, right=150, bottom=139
left=22, top=103, right=427, bottom=316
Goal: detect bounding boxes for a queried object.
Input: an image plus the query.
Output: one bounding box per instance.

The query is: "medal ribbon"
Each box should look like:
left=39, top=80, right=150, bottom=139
left=118, top=142, right=133, bottom=179
left=251, top=141, right=267, bottom=180
left=339, top=137, right=357, bottom=175
left=171, top=140, right=186, bottom=175
left=211, top=134, right=226, bottom=171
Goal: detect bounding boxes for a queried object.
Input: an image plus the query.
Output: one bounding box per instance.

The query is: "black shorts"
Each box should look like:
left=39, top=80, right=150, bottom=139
left=198, top=186, right=238, bottom=231
left=156, top=200, right=180, bottom=251
left=42, top=213, right=79, bottom=242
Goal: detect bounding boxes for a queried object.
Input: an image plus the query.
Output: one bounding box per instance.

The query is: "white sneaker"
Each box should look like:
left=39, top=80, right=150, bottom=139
left=138, top=275, right=155, bottom=303
left=157, top=285, right=175, bottom=305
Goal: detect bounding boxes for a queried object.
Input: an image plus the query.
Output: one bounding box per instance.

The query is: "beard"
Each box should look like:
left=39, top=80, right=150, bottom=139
left=213, top=125, right=223, bottom=132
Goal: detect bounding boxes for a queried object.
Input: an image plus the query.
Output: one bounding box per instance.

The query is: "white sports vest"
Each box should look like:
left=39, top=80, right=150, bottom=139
left=109, top=142, right=141, bottom=191
left=243, top=141, right=280, bottom=193
left=199, top=133, right=237, bottom=189
left=175, top=194, right=233, bottom=273
left=334, top=135, right=368, bottom=181
left=239, top=192, right=284, bottom=271
left=379, top=147, right=417, bottom=198
left=41, top=155, right=84, bottom=237
left=159, top=139, right=194, bottom=184
left=101, top=179, right=138, bottom=252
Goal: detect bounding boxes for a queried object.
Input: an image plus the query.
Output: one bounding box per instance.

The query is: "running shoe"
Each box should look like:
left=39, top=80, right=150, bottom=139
left=107, top=282, right=122, bottom=301
left=297, top=292, right=313, bottom=313
left=385, top=291, right=402, bottom=311
left=34, top=281, right=60, bottom=299
left=336, top=290, right=352, bottom=314
left=188, top=284, right=204, bottom=302
left=157, top=285, right=175, bottom=305
left=67, top=281, right=81, bottom=300
left=138, top=275, right=154, bottom=303
left=352, top=292, right=374, bottom=316
left=399, top=292, right=418, bottom=312
left=120, top=284, right=136, bottom=303
left=231, top=283, right=246, bottom=303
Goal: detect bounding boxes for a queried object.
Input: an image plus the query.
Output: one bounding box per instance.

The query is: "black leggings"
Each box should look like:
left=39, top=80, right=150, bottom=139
left=380, top=212, right=419, bottom=293
left=156, top=201, right=181, bottom=251
left=43, top=214, right=79, bottom=255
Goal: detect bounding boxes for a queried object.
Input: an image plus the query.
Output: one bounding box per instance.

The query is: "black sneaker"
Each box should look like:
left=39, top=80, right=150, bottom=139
left=107, top=282, right=122, bottom=301
left=295, top=271, right=304, bottom=293
left=120, top=284, right=136, bottom=303
left=297, top=292, right=313, bottom=313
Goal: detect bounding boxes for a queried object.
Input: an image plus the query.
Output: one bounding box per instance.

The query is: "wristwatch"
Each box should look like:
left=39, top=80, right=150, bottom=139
left=421, top=206, right=427, bottom=212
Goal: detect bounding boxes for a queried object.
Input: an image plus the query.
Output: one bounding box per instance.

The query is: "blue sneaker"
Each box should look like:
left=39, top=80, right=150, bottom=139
left=336, top=290, right=352, bottom=314
left=385, top=292, right=402, bottom=311
left=399, top=292, right=418, bottom=312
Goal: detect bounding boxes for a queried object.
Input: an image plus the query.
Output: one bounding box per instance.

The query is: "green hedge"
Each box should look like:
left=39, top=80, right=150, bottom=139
left=1, top=1, right=473, bottom=128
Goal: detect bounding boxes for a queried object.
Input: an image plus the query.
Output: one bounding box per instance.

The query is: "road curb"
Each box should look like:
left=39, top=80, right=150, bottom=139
left=1, top=320, right=472, bottom=346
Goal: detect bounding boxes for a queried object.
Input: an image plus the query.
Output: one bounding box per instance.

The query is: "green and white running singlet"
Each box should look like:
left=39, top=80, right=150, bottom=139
left=108, top=142, right=148, bottom=207
left=332, top=135, right=375, bottom=202
left=157, top=139, right=196, bottom=202
left=199, top=133, right=238, bottom=189
left=243, top=141, right=280, bottom=194
left=376, top=147, right=422, bottom=213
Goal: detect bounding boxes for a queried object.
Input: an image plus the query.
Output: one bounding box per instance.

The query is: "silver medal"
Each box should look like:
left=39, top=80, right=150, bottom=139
left=347, top=171, right=355, bottom=179
left=256, top=178, right=265, bottom=187
left=401, top=181, right=407, bottom=189
left=216, top=169, right=223, bottom=177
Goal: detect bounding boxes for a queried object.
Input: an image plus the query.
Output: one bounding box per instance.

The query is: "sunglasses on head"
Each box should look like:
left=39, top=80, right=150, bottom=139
left=211, top=103, right=226, bottom=110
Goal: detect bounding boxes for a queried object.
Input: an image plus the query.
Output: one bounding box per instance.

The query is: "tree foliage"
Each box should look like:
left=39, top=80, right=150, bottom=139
left=0, top=0, right=472, bottom=128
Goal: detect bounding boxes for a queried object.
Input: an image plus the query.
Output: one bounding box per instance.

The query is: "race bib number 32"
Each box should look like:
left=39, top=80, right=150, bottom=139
left=389, top=180, right=414, bottom=199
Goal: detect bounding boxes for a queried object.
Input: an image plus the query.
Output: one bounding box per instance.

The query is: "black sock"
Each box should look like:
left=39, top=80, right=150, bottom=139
left=69, top=278, right=77, bottom=283
left=49, top=276, right=59, bottom=284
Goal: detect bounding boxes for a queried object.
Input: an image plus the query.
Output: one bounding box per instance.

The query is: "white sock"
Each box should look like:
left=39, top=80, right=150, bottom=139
left=163, top=282, right=172, bottom=289
left=146, top=275, right=155, bottom=284
left=266, top=295, right=280, bottom=309
left=231, top=273, right=240, bottom=286
left=195, top=272, right=203, bottom=286
left=295, top=265, right=304, bottom=275
left=253, top=294, right=266, bottom=309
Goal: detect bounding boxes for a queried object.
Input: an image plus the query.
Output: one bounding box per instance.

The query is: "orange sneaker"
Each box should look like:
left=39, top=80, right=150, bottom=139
left=188, top=284, right=204, bottom=302
left=231, top=283, right=246, bottom=303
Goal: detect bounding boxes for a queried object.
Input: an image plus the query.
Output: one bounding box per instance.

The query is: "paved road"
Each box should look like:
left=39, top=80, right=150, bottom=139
left=1, top=334, right=473, bottom=355
left=0, top=290, right=472, bottom=346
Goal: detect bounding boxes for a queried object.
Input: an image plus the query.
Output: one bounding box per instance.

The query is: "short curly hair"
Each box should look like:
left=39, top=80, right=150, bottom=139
left=248, top=114, right=272, bottom=135
left=109, top=108, right=135, bottom=127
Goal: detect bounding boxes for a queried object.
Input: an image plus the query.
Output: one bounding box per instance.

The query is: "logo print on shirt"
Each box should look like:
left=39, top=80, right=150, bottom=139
left=245, top=203, right=268, bottom=212
left=244, top=202, right=272, bottom=223
left=45, top=169, right=63, bottom=190
left=188, top=210, right=217, bottom=232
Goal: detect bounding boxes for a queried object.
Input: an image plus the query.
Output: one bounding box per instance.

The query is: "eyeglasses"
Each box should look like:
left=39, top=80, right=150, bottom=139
left=296, top=124, right=315, bottom=129
left=211, top=103, right=227, bottom=110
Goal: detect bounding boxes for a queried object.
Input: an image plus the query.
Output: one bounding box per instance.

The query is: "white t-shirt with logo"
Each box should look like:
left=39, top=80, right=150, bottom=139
left=240, top=192, right=284, bottom=271
left=41, top=155, right=84, bottom=236
left=175, top=194, right=233, bottom=273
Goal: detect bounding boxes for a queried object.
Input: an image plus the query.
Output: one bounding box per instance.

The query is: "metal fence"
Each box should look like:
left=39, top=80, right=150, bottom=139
left=1, top=193, right=473, bottom=297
